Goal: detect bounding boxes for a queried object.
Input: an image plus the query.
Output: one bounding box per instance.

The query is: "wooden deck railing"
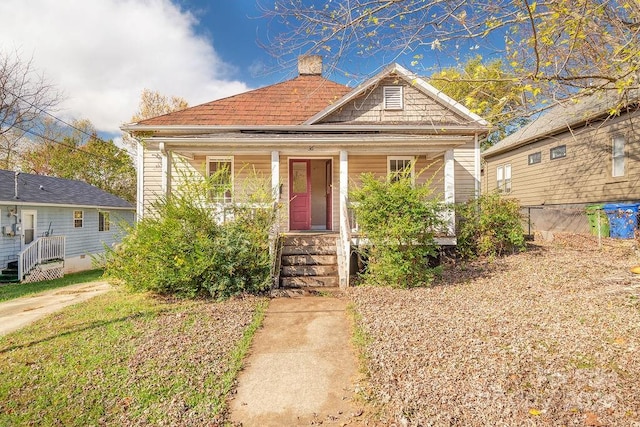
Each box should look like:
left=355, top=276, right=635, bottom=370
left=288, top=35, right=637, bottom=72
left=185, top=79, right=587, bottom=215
left=18, top=236, right=66, bottom=281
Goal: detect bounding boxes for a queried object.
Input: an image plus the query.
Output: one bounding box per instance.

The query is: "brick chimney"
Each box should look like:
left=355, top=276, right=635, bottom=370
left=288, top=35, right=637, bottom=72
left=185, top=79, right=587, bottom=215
left=298, top=55, right=323, bottom=76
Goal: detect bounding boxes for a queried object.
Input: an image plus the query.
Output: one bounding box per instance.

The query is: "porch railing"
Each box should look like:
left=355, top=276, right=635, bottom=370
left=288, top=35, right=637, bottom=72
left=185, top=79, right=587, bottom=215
left=337, top=195, right=352, bottom=288
left=18, top=236, right=66, bottom=281
left=268, top=201, right=283, bottom=289
left=346, top=200, right=457, bottom=243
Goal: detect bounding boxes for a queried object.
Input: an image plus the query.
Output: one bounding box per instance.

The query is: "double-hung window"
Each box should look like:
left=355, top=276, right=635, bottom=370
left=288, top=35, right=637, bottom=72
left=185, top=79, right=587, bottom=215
left=73, top=210, right=83, bottom=228
left=99, top=212, right=110, bottom=232
left=388, top=156, right=414, bottom=183
left=496, top=164, right=512, bottom=193
left=612, top=135, right=625, bottom=177
left=207, top=157, right=233, bottom=203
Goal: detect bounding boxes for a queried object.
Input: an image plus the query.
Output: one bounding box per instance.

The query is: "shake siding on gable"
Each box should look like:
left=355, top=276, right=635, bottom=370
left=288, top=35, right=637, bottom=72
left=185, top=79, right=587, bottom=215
left=322, top=77, right=468, bottom=124
left=484, top=110, right=640, bottom=206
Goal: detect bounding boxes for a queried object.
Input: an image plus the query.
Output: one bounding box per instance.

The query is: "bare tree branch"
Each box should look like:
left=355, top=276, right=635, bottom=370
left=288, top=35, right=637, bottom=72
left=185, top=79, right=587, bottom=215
left=0, top=50, right=62, bottom=169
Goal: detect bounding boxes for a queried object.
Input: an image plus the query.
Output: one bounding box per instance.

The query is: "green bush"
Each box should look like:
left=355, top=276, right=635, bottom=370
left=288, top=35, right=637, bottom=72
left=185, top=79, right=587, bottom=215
left=350, top=171, right=445, bottom=288
left=103, top=171, right=276, bottom=300
left=456, top=192, right=525, bottom=258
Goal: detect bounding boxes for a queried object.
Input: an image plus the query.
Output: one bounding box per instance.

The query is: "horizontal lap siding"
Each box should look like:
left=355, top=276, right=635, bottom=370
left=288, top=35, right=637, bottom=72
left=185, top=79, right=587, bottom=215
left=0, top=206, right=134, bottom=265
left=484, top=112, right=640, bottom=206
left=143, top=142, right=163, bottom=214
left=234, top=155, right=272, bottom=203
left=0, top=205, right=21, bottom=265
left=454, top=141, right=478, bottom=203
left=348, top=154, right=445, bottom=197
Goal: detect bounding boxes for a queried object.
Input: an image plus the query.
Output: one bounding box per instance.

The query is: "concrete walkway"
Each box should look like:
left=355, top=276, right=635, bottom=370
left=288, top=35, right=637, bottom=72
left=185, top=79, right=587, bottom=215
left=229, top=294, right=364, bottom=426
left=0, top=281, right=112, bottom=336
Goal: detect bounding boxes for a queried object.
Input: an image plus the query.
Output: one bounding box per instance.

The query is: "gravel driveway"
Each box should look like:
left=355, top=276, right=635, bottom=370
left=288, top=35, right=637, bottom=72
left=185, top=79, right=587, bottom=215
left=349, top=235, right=640, bottom=426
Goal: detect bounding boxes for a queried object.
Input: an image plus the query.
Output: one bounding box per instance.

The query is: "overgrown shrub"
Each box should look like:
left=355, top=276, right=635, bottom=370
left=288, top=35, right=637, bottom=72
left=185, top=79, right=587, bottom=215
left=350, top=171, right=445, bottom=288
left=456, top=192, right=525, bottom=258
left=103, top=171, right=276, bottom=300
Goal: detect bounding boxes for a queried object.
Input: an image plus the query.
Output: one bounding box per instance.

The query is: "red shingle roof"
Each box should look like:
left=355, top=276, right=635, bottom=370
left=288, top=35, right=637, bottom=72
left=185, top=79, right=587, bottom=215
left=137, top=75, right=351, bottom=126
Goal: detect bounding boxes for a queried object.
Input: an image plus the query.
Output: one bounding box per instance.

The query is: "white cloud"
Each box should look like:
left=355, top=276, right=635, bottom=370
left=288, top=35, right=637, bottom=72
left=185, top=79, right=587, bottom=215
left=0, top=0, right=250, bottom=133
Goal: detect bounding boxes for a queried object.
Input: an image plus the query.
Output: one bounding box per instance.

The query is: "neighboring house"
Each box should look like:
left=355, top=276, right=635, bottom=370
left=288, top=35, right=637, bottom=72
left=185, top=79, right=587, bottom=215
left=0, top=170, right=135, bottom=283
left=122, top=56, right=489, bottom=287
left=482, top=91, right=640, bottom=235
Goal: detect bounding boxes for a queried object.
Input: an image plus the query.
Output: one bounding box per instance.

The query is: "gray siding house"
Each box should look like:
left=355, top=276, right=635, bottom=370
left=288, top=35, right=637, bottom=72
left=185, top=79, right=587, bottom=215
left=482, top=91, right=640, bottom=235
left=0, top=170, right=135, bottom=283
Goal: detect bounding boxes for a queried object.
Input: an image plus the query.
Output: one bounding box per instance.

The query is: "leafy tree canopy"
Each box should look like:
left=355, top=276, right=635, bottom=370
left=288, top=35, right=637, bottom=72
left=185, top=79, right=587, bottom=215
left=21, top=119, right=136, bottom=203
left=262, top=0, right=640, bottom=108
left=429, top=56, right=531, bottom=147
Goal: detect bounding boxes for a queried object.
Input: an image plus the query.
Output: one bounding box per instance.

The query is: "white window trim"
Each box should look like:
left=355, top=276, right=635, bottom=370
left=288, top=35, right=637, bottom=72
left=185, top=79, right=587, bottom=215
left=504, top=164, right=512, bottom=193
left=73, top=210, right=84, bottom=228
left=206, top=156, right=234, bottom=203
left=612, top=135, right=625, bottom=177
left=496, top=164, right=512, bottom=193
left=22, top=209, right=37, bottom=245
left=387, top=156, right=415, bottom=184
left=383, top=85, right=404, bottom=110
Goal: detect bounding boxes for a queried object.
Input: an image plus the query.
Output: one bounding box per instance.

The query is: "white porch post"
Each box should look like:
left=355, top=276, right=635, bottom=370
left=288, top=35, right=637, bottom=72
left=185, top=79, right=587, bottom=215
left=339, top=150, right=349, bottom=226
left=159, top=143, right=172, bottom=197
left=444, top=149, right=456, bottom=236
left=136, top=140, right=144, bottom=221
left=338, top=150, right=350, bottom=288
left=271, top=151, right=280, bottom=201
left=474, top=133, right=481, bottom=196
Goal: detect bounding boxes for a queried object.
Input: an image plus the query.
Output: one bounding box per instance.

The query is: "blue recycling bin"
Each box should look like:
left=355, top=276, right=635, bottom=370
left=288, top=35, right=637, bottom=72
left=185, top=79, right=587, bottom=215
left=603, top=203, right=640, bottom=239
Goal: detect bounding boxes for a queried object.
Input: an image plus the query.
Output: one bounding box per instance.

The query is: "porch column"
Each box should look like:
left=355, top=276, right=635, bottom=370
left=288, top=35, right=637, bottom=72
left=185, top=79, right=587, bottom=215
left=271, top=151, right=280, bottom=202
left=136, top=139, right=144, bottom=221
left=339, top=150, right=349, bottom=224
left=474, top=133, right=481, bottom=196
left=444, top=149, right=455, bottom=236
left=159, top=143, right=171, bottom=196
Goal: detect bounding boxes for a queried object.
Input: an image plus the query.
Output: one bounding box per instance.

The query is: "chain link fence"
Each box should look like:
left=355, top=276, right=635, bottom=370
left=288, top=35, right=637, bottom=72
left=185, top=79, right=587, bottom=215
left=521, top=204, right=640, bottom=246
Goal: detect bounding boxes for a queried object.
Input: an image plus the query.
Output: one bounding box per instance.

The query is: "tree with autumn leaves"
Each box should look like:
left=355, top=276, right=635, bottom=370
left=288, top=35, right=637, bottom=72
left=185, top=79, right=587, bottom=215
left=21, top=119, right=137, bottom=203
left=262, top=0, right=640, bottom=143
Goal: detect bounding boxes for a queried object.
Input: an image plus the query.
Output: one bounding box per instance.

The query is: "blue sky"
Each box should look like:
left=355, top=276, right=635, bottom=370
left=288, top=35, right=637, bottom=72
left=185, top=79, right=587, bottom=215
left=0, top=0, right=491, bottom=139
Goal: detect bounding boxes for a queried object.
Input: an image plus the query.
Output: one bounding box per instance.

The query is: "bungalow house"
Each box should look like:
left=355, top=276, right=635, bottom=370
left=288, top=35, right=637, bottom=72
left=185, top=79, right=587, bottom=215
left=0, top=170, right=135, bottom=283
left=122, top=56, right=489, bottom=287
left=482, top=91, right=640, bottom=236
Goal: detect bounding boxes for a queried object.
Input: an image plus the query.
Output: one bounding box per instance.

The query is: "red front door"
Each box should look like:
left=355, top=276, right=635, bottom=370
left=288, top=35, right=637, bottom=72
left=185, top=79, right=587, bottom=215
left=289, top=159, right=311, bottom=230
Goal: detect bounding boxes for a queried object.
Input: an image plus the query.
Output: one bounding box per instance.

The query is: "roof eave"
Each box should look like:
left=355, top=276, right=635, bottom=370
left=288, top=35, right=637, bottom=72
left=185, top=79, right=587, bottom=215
left=0, top=201, right=134, bottom=210
left=122, top=123, right=489, bottom=136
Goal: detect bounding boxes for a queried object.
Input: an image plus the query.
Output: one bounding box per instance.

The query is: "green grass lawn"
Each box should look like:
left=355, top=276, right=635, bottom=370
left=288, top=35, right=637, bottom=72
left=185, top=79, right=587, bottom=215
left=0, top=288, right=267, bottom=425
left=0, top=269, right=105, bottom=302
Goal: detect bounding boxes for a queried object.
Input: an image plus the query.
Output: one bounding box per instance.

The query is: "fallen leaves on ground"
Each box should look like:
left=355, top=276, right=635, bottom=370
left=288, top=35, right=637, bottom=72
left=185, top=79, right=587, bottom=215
left=349, top=235, right=640, bottom=426
left=115, top=295, right=263, bottom=426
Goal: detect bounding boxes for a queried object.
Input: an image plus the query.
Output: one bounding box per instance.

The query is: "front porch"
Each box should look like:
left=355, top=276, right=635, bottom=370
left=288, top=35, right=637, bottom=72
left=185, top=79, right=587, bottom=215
left=149, top=146, right=464, bottom=289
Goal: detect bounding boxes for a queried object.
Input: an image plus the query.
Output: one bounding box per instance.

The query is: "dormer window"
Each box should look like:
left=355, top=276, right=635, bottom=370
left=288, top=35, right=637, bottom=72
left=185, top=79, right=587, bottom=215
left=383, top=86, right=403, bottom=110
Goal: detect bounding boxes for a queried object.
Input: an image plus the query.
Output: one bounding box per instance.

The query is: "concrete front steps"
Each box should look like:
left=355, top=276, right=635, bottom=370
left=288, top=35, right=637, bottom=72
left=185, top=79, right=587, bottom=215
left=280, top=234, right=339, bottom=288
left=0, top=261, right=19, bottom=283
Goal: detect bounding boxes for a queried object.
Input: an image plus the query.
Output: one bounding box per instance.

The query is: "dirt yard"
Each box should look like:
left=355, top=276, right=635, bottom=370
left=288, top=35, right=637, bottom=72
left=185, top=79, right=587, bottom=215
left=348, top=234, right=640, bottom=426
